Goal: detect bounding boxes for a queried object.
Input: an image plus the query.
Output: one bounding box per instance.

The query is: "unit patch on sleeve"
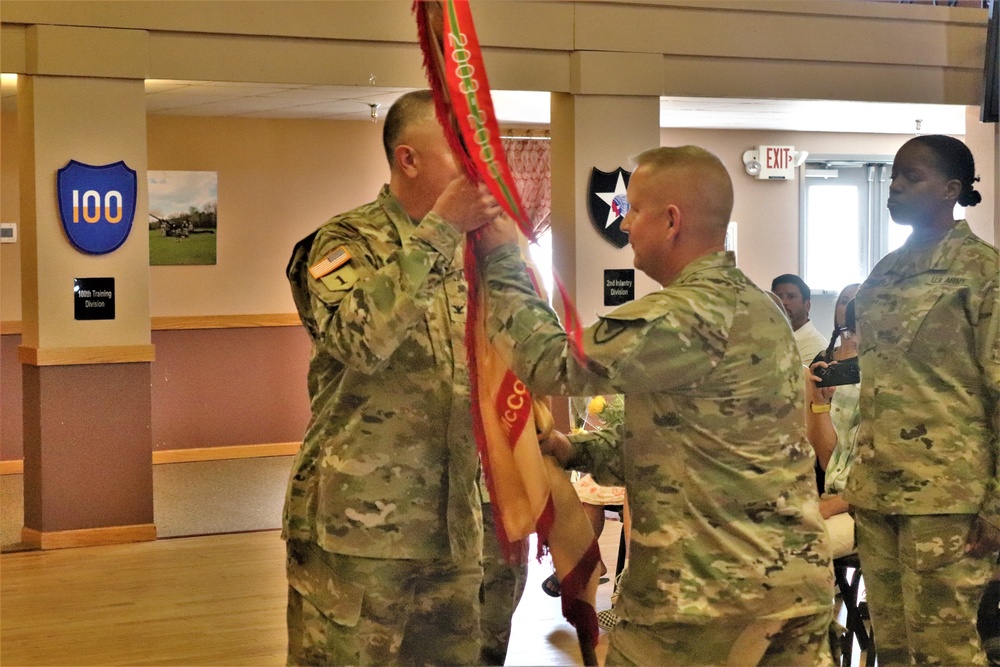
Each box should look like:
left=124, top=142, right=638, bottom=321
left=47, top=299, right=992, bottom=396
left=309, top=246, right=351, bottom=280
left=319, top=265, right=359, bottom=292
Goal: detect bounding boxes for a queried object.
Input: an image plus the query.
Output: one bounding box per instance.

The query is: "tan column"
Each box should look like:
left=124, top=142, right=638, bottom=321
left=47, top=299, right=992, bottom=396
left=963, top=107, right=997, bottom=245
left=17, top=26, right=155, bottom=549
left=550, top=51, right=662, bottom=321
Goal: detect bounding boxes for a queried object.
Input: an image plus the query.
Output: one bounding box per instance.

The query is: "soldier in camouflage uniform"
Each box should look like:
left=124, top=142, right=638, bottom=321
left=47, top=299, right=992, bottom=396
left=477, top=146, right=834, bottom=666
left=843, top=134, right=1000, bottom=666
left=283, top=90, right=504, bottom=665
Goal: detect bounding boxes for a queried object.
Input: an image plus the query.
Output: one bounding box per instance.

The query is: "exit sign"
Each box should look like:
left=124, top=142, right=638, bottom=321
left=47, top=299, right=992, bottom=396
left=757, top=145, right=800, bottom=180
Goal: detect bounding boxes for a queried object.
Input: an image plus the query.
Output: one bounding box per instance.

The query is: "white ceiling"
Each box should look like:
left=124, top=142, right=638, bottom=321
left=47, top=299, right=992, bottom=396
left=0, top=75, right=967, bottom=135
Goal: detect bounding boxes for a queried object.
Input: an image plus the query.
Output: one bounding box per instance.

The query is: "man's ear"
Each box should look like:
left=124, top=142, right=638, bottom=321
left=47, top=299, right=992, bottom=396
left=804, top=298, right=812, bottom=314
left=664, top=204, right=681, bottom=233
left=394, top=144, right=419, bottom=178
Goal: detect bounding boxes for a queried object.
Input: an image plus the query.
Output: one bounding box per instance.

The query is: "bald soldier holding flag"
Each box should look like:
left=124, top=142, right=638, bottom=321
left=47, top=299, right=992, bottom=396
left=476, top=146, right=835, bottom=666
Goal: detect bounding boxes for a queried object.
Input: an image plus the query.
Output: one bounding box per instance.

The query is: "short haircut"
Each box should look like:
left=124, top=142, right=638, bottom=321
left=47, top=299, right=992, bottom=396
left=382, top=90, right=436, bottom=168
left=771, top=274, right=811, bottom=301
left=632, top=146, right=734, bottom=229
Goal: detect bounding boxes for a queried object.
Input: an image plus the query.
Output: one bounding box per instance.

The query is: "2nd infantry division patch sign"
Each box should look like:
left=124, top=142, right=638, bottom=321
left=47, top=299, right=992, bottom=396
left=588, top=167, right=631, bottom=249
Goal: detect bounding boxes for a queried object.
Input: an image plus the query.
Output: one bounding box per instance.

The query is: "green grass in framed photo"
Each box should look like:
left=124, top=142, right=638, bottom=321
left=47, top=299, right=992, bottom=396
left=148, top=171, right=218, bottom=266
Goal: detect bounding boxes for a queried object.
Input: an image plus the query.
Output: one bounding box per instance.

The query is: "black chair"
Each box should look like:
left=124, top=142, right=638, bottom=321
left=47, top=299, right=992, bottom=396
left=833, top=553, right=877, bottom=667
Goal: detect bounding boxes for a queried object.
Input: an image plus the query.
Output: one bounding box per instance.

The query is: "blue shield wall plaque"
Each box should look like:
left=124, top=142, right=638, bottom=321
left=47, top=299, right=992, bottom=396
left=57, top=160, right=137, bottom=255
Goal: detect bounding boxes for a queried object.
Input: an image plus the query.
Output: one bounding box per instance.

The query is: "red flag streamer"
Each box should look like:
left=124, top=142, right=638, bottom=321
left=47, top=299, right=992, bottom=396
left=415, top=1, right=600, bottom=663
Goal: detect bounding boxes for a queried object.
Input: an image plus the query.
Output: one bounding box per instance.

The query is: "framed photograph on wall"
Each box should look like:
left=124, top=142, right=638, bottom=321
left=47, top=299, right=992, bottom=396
left=148, top=171, right=218, bottom=266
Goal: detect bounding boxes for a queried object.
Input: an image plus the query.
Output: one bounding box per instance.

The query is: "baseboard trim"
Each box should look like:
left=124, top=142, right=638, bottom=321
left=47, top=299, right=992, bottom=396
left=0, top=442, right=301, bottom=475
left=151, top=313, right=301, bottom=330
left=18, top=344, right=156, bottom=366
left=0, top=459, right=22, bottom=475
left=21, top=524, right=157, bottom=550
left=151, top=442, right=300, bottom=464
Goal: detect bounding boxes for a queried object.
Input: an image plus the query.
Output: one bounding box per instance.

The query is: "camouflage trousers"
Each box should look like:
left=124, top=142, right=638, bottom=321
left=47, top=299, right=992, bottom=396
left=479, top=503, right=528, bottom=666
left=285, top=540, right=482, bottom=666
left=854, top=509, right=994, bottom=666
left=604, top=611, right=834, bottom=666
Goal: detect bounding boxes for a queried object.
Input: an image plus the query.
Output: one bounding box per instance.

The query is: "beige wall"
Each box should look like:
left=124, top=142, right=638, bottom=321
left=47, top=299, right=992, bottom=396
left=1, top=0, right=992, bottom=326
left=146, top=115, right=385, bottom=317
left=1, top=112, right=20, bottom=321
left=6, top=112, right=991, bottom=325
left=1, top=112, right=388, bottom=321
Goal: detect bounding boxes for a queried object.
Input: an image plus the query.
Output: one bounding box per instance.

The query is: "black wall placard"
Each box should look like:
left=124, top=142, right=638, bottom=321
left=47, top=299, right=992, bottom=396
left=74, top=277, right=115, bottom=320
left=604, top=269, right=635, bottom=307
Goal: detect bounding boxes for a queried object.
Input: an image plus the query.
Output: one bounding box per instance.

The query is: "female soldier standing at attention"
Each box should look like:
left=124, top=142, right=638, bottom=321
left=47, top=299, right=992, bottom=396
left=844, top=134, right=1000, bottom=666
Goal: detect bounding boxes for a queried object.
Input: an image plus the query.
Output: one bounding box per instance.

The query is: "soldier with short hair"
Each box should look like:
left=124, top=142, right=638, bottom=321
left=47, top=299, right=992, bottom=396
left=283, top=89, right=503, bottom=666
left=476, top=145, right=834, bottom=666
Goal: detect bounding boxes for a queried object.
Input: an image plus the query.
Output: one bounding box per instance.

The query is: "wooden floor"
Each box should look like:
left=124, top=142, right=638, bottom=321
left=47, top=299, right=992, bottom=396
left=1, top=522, right=624, bottom=666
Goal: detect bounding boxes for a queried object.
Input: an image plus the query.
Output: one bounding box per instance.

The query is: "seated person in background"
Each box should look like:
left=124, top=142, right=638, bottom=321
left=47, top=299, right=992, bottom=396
left=810, top=283, right=860, bottom=498
left=542, top=395, right=628, bottom=598
left=814, top=283, right=860, bottom=368
left=805, top=297, right=860, bottom=559
left=772, top=273, right=828, bottom=366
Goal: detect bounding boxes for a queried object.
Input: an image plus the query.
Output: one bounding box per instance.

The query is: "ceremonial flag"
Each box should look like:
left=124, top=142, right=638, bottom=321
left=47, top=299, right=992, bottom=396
left=414, top=1, right=600, bottom=662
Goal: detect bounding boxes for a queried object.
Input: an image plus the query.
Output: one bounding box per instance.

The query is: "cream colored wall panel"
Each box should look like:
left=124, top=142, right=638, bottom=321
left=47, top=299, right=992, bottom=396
left=148, top=33, right=570, bottom=92
left=551, top=95, right=660, bottom=320
left=20, top=76, right=150, bottom=349
left=1, top=24, right=26, bottom=72
left=25, top=25, right=149, bottom=79
left=962, top=107, right=997, bottom=245
left=549, top=93, right=578, bottom=305
left=574, top=3, right=985, bottom=69
left=571, top=51, right=662, bottom=96
left=468, top=2, right=574, bottom=51
left=16, top=84, right=39, bottom=344
left=661, top=56, right=983, bottom=106
left=1, top=0, right=574, bottom=51
left=481, top=49, right=571, bottom=93
left=145, top=115, right=387, bottom=318
left=149, top=33, right=428, bottom=88
left=611, top=0, right=963, bottom=21
left=1, top=1, right=419, bottom=43
left=0, top=112, right=21, bottom=322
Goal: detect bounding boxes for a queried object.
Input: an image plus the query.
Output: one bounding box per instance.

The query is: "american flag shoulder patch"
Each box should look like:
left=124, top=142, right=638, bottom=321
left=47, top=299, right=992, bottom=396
left=309, top=246, right=351, bottom=280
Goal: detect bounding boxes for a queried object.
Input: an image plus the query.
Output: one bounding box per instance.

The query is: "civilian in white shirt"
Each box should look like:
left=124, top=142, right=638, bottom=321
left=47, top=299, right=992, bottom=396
left=771, top=274, right=828, bottom=366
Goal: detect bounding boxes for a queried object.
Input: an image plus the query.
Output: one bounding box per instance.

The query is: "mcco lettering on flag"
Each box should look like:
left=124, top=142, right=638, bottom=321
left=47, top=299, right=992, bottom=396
left=308, top=246, right=351, bottom=279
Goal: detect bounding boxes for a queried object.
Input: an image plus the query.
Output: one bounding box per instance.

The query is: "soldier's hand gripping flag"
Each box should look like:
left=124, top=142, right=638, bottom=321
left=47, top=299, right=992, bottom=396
left=414, top=1, right=600, bottom=663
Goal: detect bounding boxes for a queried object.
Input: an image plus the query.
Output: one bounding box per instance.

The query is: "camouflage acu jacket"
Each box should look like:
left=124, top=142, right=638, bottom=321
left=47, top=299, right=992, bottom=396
left=283, top=186, right=482, bottom=562
left=483, top=246, right=833, bottom=624
left=845, top=220, right=1000, bottom=528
